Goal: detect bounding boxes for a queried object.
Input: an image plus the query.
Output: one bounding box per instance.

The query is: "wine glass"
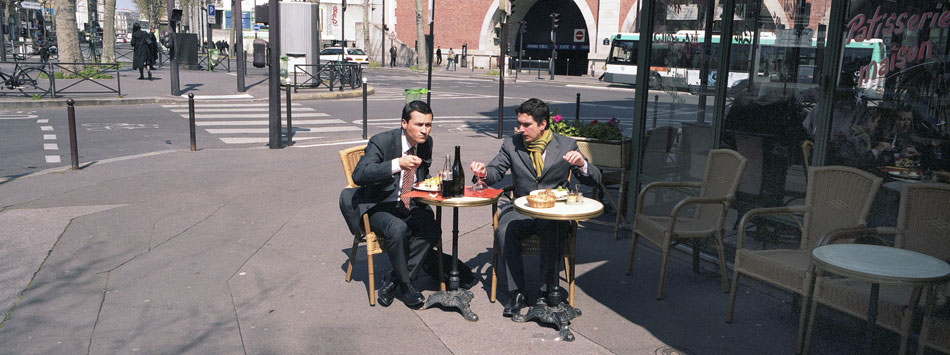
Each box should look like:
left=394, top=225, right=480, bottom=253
left=472, top=167, right=487, bottom=191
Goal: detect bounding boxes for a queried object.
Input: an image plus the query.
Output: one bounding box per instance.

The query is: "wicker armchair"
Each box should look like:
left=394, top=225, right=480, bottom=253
left=918, top=289, right=950, bottom=355
left=801, top=183, right=950, bottom=355
left=626, top=149, right=748, bottom=300
left=339, top=145, right=444, bottom=305
left=725, top=166, right=882, bottom=350
left=489, top=186, right=579, bottom=306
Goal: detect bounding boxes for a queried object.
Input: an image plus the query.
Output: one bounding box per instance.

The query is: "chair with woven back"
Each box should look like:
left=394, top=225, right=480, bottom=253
left=339, top=145, right=444, bottom=306
left=725, top=165, right=882, bottom=351
left=625, top=149, right=748, bottom=300
left=799, top=183, right=950, bottom=355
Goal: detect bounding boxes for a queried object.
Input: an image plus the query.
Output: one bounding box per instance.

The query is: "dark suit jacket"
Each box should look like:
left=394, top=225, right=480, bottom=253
left=483, top=132, right=602, bottom=215
left=339, top=128, right=433, bottom=235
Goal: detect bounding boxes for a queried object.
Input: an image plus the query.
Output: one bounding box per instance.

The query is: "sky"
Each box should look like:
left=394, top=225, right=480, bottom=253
left=117, top=0, right=136, bottom=11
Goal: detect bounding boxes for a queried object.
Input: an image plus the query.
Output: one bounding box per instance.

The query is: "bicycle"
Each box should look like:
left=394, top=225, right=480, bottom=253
left=0, top=60, right=53, bottom=97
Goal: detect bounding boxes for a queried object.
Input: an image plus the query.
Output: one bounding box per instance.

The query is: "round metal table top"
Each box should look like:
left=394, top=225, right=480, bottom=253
left=812, top=244, right=950, bottom=284
left=414, top=193, right=501, bottom=208
left=513, top=196, right=604, bottom=221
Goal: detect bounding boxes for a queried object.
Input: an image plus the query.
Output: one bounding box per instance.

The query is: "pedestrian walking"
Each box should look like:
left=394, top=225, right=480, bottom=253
left=446, top=48, right=456, bottom=71
left=436, top=46, right=442, bottom=66
left=390, top=45, right=397, bottom=67
left=147, top=30, right=159, bottom=72
left=131, top=23, right=153, bottom=80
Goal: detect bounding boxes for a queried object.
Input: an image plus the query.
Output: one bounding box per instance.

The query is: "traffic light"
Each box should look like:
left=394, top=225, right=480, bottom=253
left=519, top=20, right=526, bottom=34
left=550, top=12, right=559, bottom=29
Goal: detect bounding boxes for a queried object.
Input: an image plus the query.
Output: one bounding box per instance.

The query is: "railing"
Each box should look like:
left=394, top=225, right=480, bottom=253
left=290, top=62, right=363, bottom=92
left=48, top=62, right=122, bottom=96
left=197, top=53, right=231, bottom=72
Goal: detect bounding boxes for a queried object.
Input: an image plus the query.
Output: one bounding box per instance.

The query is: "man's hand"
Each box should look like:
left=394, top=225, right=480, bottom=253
left=873, top=142, right=893, bottom=154
left=470, top=161, right=487, bottom=176
left=562, top=151, right=586, bottom=167
left=900, top=146, right=920, bottom=158
left=398, top=155, right=423, bottom=170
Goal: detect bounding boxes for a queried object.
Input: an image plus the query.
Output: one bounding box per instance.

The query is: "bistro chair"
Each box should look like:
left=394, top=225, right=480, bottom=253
left=725, top=166, right=882, bottom=350
left=626, top=149, right=748, bottom=300
left=575, top=137, right=632, bottom=240
left=801, top=183, right=950, bottom=355
left=339, top=145, right=445, bottom=305
left=490, top=186, right=579, bottom=307
left=918, top=287, right=950, bottom=355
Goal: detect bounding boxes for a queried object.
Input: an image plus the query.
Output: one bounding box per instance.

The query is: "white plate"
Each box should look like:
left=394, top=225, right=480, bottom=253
left=530, top=189, right=568, bottom=201
left=414, top=182, right=440, bottom=192
left=888, top=171, right=920, bottom=179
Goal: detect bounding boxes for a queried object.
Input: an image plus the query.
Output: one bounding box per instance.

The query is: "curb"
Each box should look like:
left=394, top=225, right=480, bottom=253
left=0, top=85, right=375, bottom=109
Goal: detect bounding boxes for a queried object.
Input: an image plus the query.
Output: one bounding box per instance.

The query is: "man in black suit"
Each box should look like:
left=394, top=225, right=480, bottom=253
left=344, top=100, right=440, bottom=307
left=470, top=98, right=602, bottom=317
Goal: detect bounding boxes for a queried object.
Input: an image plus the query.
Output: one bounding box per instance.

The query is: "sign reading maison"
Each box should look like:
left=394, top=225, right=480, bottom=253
left=848, top=5, right=949, bottom=84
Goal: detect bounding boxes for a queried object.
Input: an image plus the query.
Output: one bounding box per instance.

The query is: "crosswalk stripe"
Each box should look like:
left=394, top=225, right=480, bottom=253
left=182, top=112, right=330, bottom=119
left=196, top=119, right=346, bottom=126
left=219, top=136, right=323, bottom=144
left=169, top=107, right=316, bottom=113
left=206, top=126, right=361, bottom=134
left=161, top=103, right=305, bottom=108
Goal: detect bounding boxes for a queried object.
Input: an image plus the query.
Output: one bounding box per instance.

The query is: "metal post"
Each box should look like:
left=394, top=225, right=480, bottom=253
left=362, top=77, right=368, bottom=139
left=168, top=0, right=180, bottom=95
left=66, top=99, right=79, bottom=169
left=233, top=0, right=245, bottom=92
left=286, top=83, right=293, bottom=144
left=575, top=92, right=580, bottom=120
left=425, top=0, right=434, bottom=104
left=381, top=0, right=386, bottom=68
left=268, top=0, right=282, bottom=149
left=0, top=5, right=6, bottom=61
left=497, top=16, right=507, bottom=140
left=188, top=93, right=197, bottom=151
left=653, top=95, right=658, bottom=128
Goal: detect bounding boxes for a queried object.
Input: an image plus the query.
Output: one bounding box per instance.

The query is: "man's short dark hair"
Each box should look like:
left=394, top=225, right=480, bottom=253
left=515, top=98, right=550, bottom=128
left=402, top=100, right=433, bottom=122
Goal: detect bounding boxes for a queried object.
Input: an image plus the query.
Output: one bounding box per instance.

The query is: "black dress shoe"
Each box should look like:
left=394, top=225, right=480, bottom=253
left=502, top=292, right=526, bottom=317
left=399, top=284, right=425, bottom=308
left=377, top=277, right=396, bottom=307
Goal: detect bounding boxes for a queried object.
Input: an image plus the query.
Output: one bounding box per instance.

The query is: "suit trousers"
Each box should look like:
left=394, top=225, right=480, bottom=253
left=368, top=202, right=441, bottom=285
left=495, top=208, right=568, bottom=296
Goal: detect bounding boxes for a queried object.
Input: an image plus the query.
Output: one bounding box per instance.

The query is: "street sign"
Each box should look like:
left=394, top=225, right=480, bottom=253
left=21, top=1, right=42, bottom=10
left=207, top=4, right=215, bottom=16
left=253, top=24, right=260, bottom=31
left=573, top=29, right=586, bottom=43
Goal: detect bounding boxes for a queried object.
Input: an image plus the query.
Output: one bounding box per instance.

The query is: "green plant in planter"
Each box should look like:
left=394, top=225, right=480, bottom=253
left=550, top=114, right=624, bottom=141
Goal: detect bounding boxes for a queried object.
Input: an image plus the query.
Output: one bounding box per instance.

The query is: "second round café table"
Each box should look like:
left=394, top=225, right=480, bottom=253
left=511, top=195, right=603, bottom=342
left=408, top=187, right=503, bottom=322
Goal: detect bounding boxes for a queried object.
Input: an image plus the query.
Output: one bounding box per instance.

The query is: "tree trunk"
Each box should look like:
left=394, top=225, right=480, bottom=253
left=362, top=0, right=370, bottom=57
left=54, top=0, right=82, bottom=71
left=102, top=0, right=116, bottom=62
left=414, top=0, right=425, bottom=67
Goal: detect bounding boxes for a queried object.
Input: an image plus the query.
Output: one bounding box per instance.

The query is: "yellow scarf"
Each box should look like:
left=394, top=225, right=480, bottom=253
left=525, top=129, right=553, bottom=179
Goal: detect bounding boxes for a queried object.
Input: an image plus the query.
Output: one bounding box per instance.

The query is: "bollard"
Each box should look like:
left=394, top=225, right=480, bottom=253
left=575, top=93, right=581, bottom=121
left=188, top=93, right=196, bottom=151
left=66, top=99, right=79, bottom=169
left=286, top=84, right=293, bottom=144
left=669, top=101, right=674, bottom=124
left=653, top=95, right=659, bottom=129
left=362, top=77, right=368, bottom=139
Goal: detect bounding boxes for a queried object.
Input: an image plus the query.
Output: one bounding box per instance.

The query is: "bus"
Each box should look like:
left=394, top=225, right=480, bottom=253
left=603, top=31, right=885, bottom=97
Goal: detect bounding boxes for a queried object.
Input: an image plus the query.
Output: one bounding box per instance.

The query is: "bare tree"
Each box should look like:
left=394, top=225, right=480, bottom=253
left=53, top=0, right=82, bottom=70
left=102, top=0, right=116, bottom=62
left=133, top=0, right=166, bottom=32
left=414, top=0, right=425, bottom=67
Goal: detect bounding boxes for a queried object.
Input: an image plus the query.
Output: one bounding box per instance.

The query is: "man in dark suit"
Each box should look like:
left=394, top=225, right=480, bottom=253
left=342, top=100, right=440, bottom=308
left=470, top=98, right=602, bottom=317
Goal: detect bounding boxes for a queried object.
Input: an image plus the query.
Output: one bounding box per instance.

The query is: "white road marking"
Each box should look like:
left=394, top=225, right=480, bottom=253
left=43, top=134, right=56, bottom=140
left=180, top=93, right=254, bottom=100
left=162, top=103, right=304, bottom=108
left=45, top=155, right=61, bottom=163
left=294, top=139, right=369, bottom=148
left=219, top=136, right=324, bottom=144
left=168, top=107, right=315, bottom=113
left=205, top=126, right=360, bottom=134
left=43, top=143, right=58, bottom=150
left=184, top=113, right=329, bottom=119
left=195, top=119, right=346, bottom=126
left=40, top=125, right=53, bottom=131
left=36, top=119, right=49, bottom=123
left=0, top=114, right=38, bottom=120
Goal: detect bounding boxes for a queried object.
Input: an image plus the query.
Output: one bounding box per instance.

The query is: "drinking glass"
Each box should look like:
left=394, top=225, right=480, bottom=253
left=472, top=167, right=488, bottom=191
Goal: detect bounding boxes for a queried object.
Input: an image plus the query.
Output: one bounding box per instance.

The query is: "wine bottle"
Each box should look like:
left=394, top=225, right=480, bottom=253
left=452, top=145, right=465, bottom=197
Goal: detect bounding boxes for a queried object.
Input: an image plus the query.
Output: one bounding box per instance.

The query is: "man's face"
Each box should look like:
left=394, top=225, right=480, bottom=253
left=897, top=111, right=912, bottom=132
left=517, top=113, right=547, bottom=142
left=402, top=111, right=433, bottom=146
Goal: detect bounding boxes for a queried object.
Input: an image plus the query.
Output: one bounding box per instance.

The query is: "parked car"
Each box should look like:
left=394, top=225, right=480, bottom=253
left=319, top=47, right=369, bottom=66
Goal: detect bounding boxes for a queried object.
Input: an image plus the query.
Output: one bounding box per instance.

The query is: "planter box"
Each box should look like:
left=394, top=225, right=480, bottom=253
left=572, top=137, right=633, bottom=169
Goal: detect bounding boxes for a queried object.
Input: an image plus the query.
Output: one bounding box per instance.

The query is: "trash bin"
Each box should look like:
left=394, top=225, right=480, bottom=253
left=285, top=52, right=307, bottom=84
left=404, top=88, right=428, bottom=103
left=208, top=49, right=219, bottom=71
left=279, top=54, right=288, bottom=83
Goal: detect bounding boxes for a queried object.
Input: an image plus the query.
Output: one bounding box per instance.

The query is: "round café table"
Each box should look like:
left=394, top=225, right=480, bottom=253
left=803, top=244, right=950, bottom=354
left=511, top=195, right=603, bottom=341
left=413, top=188, right=502, bottom=322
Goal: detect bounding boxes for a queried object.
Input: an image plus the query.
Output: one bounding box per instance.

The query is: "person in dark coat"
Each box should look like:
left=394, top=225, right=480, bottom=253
left=130, top=23, right=152, bottom=79
left=147, top=30, right=159, bottom=71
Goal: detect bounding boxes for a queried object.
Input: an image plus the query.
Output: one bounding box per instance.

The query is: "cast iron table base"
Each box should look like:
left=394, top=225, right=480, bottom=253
left=513, top=298, right=582, bottom=341
left=423, top=206, right=479, bottom=321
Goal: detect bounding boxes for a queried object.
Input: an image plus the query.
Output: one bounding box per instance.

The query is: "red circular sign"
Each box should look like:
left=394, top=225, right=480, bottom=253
left=575, top=30, right=584, bottom=41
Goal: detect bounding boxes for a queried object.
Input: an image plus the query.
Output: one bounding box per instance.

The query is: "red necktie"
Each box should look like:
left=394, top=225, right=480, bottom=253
left=400, top=146, right=416, bottom=212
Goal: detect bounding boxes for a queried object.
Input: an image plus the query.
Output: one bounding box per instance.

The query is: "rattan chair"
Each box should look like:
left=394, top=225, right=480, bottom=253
left=625, top=149, right=748, bottom=300
left=725, top=166, right=882, bottom=351
left=918, top=284, right=950, bottom=355
left=339, top=145, right=444, bottom=305
left=801, top=183, right=950, bottom=355
left=489, top=186, right=579, bottom=307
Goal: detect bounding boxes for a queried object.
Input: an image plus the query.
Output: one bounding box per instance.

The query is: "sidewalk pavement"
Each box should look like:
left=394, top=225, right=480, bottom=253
left=0, top=61, right=611, bottom=109
left=0, top=123, right=874, bottom=353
